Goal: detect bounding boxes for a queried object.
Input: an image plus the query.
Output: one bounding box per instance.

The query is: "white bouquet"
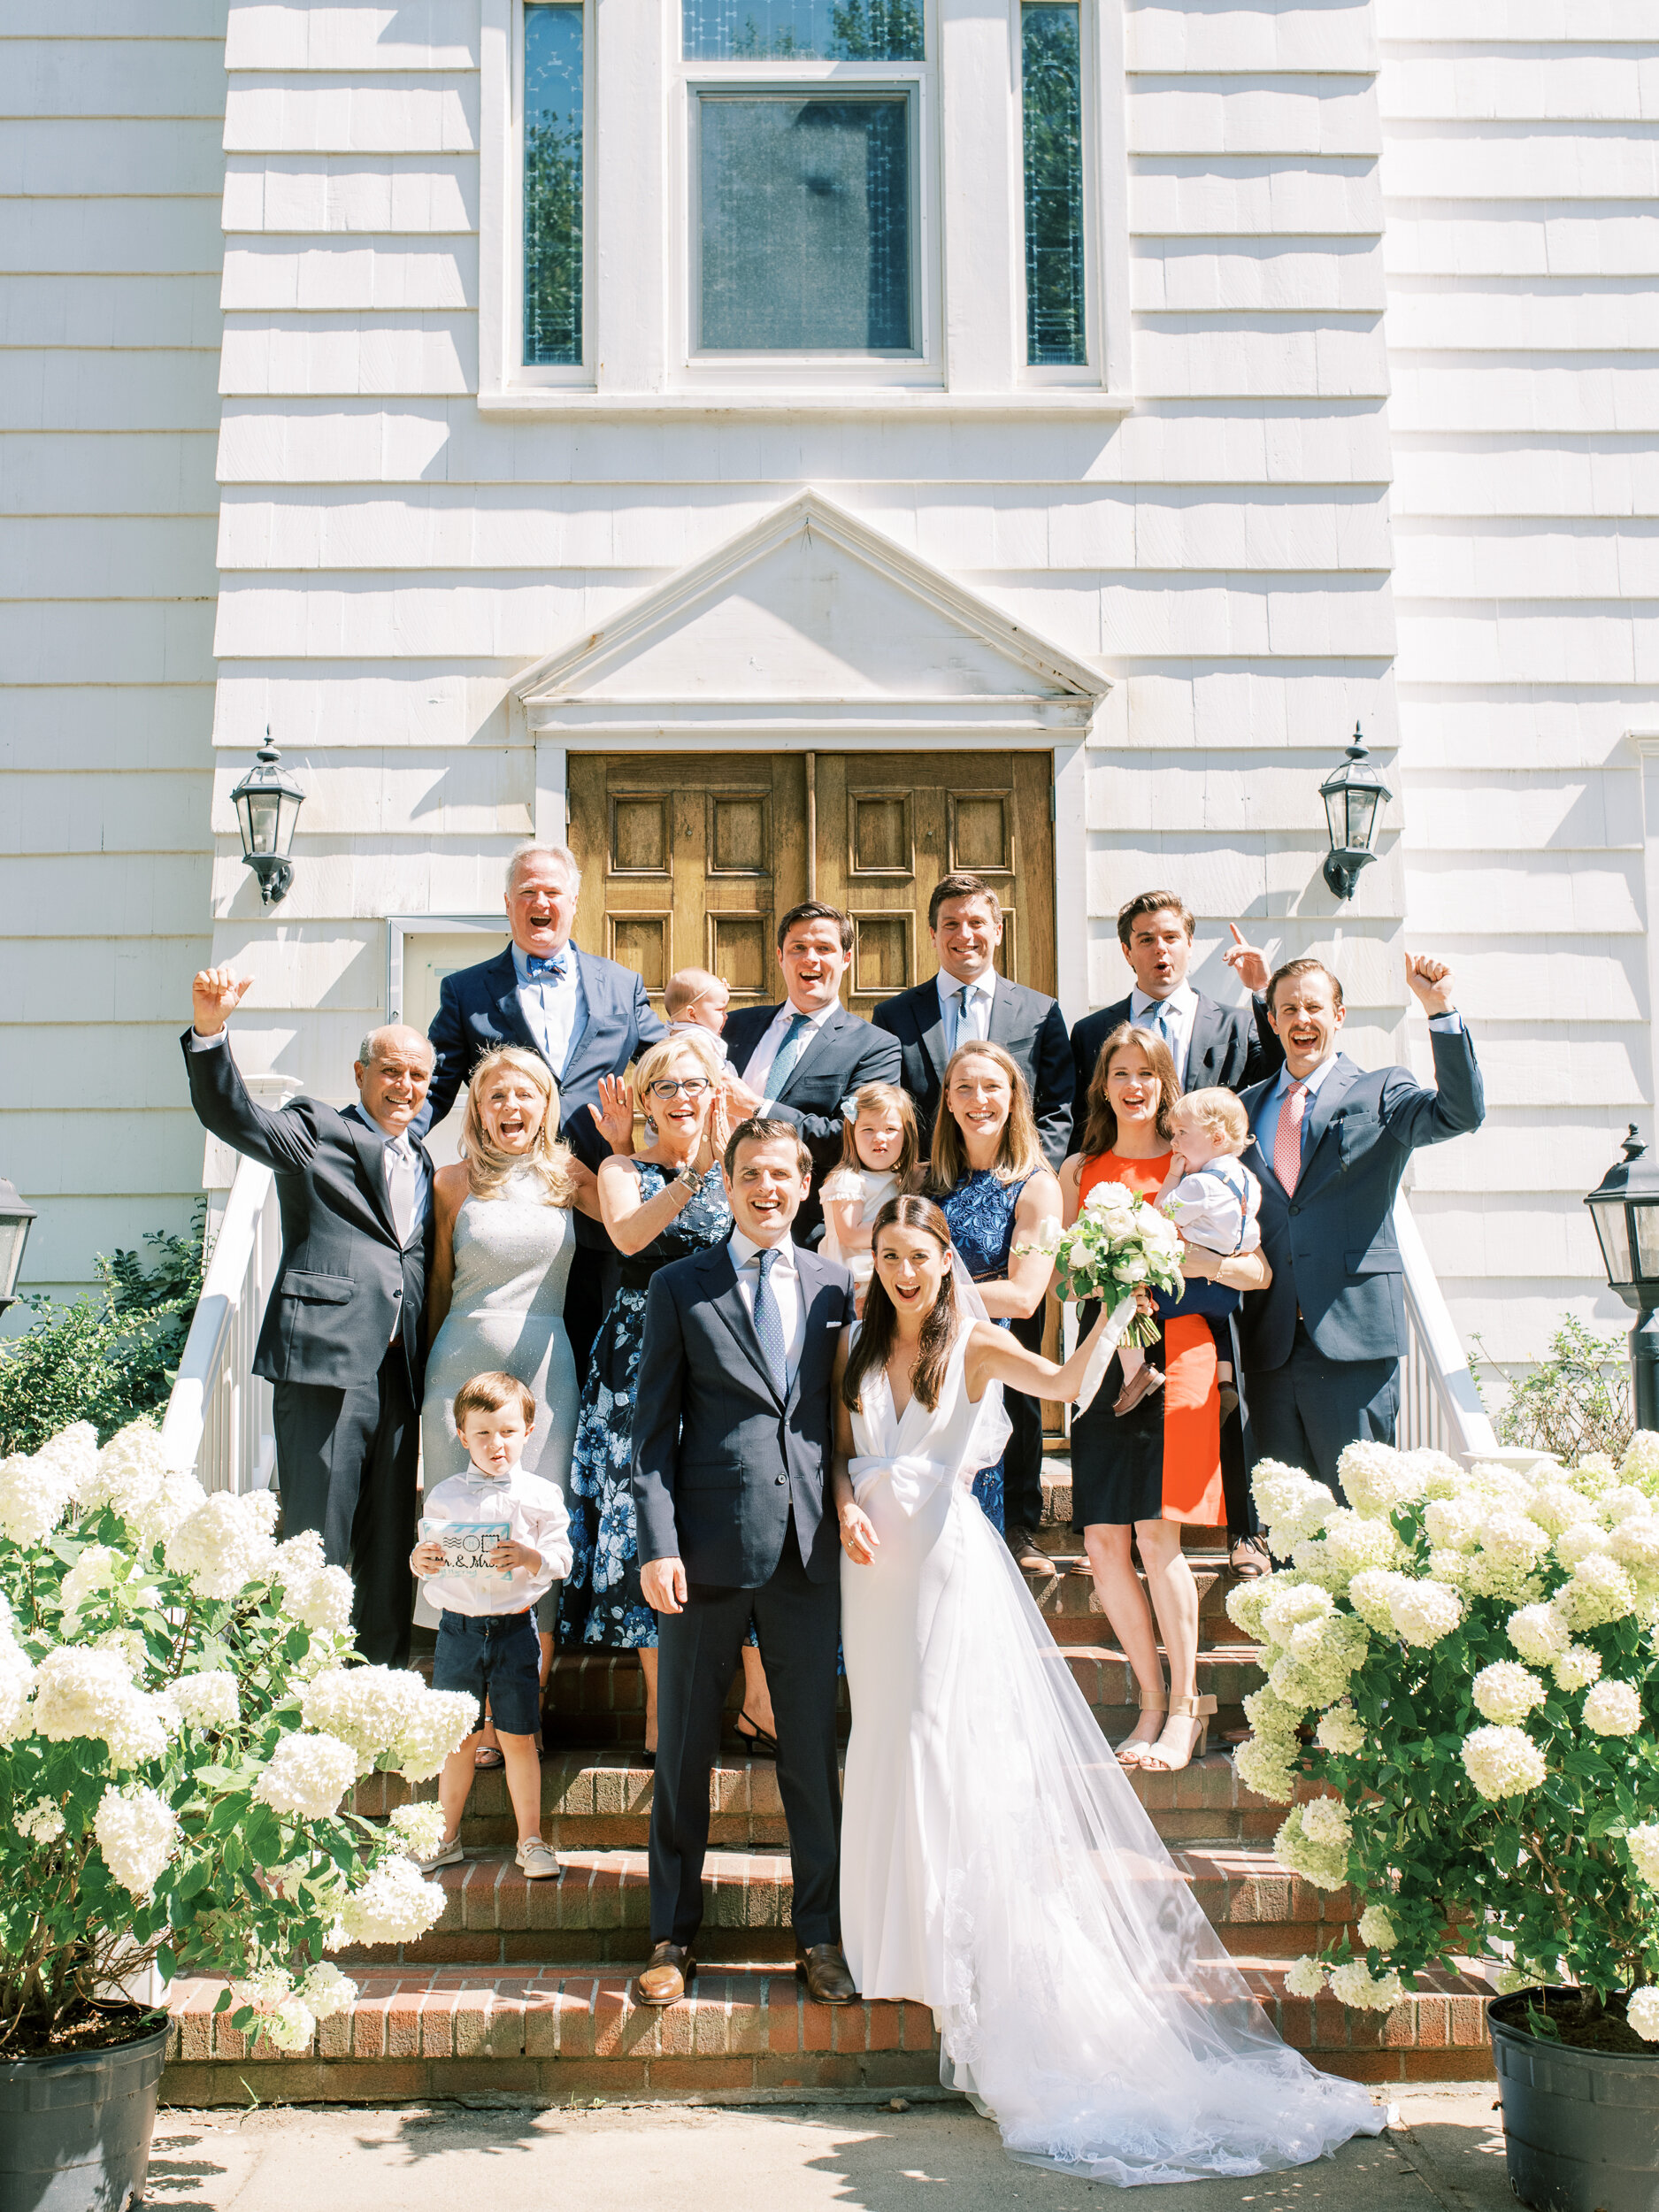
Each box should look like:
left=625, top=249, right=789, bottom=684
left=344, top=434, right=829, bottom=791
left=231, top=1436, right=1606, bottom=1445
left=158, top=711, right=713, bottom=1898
left=1018, top=1180, right=1186, bottom=1409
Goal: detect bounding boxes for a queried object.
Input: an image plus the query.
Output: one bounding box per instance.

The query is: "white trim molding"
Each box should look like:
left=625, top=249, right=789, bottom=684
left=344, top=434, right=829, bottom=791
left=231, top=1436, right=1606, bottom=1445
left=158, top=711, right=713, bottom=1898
left=1630, top=731, right=1659, bottom=1125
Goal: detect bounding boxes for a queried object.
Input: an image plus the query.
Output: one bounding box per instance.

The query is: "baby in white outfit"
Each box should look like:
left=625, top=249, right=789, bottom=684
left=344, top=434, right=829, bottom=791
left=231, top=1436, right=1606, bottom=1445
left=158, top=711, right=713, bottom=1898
left=1114, top=1087, right=1261, bottom=1419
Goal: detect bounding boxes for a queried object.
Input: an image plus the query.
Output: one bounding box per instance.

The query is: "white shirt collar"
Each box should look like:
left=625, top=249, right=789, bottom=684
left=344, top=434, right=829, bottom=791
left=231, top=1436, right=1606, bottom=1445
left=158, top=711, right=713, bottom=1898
left=938, top=967, right=995, bottom=1008
left=775, top=998, right=838, bottom=1033
left=730, top=1227, right=798, bottom=1272
left=1130, top=981, right=1196, bottom=1020
left=1276, top=1051, right=1341, bottom=1098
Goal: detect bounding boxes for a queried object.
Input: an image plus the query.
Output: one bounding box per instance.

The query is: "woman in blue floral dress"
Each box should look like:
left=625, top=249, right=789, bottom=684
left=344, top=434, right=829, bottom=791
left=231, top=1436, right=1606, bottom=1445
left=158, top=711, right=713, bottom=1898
left=558, top=1033, right=775, bottom=1763
left=928, top=1042, right=1063, bottom=1534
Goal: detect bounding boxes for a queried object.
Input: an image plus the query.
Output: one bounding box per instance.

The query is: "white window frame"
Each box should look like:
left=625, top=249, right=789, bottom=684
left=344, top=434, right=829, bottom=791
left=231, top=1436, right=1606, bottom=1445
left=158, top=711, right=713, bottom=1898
left=478, top=0, right=1131, bottom=416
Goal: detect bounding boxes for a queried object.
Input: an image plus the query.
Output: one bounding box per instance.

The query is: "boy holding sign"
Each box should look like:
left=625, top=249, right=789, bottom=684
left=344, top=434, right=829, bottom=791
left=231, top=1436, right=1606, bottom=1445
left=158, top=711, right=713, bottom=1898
left=411, top=1371, right=572, bottom=1878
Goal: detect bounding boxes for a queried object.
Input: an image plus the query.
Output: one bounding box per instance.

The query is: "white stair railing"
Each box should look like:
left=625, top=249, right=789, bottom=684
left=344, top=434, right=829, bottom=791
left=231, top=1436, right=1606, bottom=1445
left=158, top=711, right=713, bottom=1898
left=1394, top=1191, right=1499, bottom=1460
left=159, top=1154, right=280, bottom=1494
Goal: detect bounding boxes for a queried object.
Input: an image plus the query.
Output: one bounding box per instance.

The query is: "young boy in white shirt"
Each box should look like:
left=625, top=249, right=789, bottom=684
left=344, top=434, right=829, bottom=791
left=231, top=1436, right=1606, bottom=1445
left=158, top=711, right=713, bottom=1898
left=409, top=1371, right=573, bottom=1879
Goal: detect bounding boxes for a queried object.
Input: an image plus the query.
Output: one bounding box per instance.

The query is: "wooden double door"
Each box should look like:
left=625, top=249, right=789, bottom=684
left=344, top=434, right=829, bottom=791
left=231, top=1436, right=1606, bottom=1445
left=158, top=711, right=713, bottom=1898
left=568, top=750, right=1057, bottom=1019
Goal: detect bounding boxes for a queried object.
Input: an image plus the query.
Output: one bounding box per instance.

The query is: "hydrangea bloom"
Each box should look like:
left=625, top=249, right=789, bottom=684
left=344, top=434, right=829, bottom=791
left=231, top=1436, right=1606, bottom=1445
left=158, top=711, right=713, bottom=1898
left=81, top=1420, right=172, bottom=1517
left=1609, top=1517, right=1659, bottom=1574
left=1337, top=1440, right=1425, bottom=1521
left=1620, top=1432, right=1659, bottom=1491
left=1554, top=1522, right=1609, bottom=1570
left=33, top=1646, right=171, bottom=1770
left=273, top=1532, right=355, bottom=1637
left=1464, top=1512, right=1551, bottom=1603
left=1252, top=1463, right=1336, bottom=1552
left=1265, top=1610, right=1370, bottom=1712
left=330, top=1855, right=445, bottom=1947
left=1315, top=1701, right=1365, bottom=1755
left=0, top=1605, right=37, bottom=1744
left=1260, top=1582, right=1335, bottom=1646
left=0, top=1444, right=82, bottom=1545
left=1424, top=1495, right=1486, bottom=1552
left=1234, top=1735, right=1297, bottom=1803
left=1582, top=1679, right=1642, bottom=1737
left=1471, top=1662, right=1547, bottom=1726
left=299, top=1666, right=471, bottom=1779
left=1625, top=1824, right=1659, bottom=1886
left=1462, top=1724, right=1547, bottom=1801
left=1300, top=1796, right=1351, bottom=1849
left=1328, top=1961, right=1403, bottom=2012
left=1347, top=1568, right=1410, bottom=1634
left=1523, top=1482, right=1584, bottom=1539
left=59, top=1544, right=119, bottom=1618
left=1225, top=1576, right=1275, bottom=1640
left=1273, top=1804, right=1350, bottom=1891
left=1285, top=1955, right=1328, bottom=1999
left=1357, top=1904, right=1397, bottom=1950
left=1630, top=1989, right=1659, bottom=2043
left=254, top=1732, right=359, bottom=1820
left=171, top=1671, right=239, bottom=1733
left=1387, top=1578, right=1463, bottom=1649
left=1425, top=1548, right=1473, bottom=1587
left=388, top=1802, right=448, bottom=1860
left=1555, top=1554, right=1637, bottom=1629
left=1552, top=1644, right=1601, bottom=1692
left=299, top=1962, right=357, bottom=2021
left=165, top=1491, right=278, bottom=1600
left=1294, top=1509, right=1407, bottom=1593
left=1507, top=1603, right=1568, bottom=1666
left=15, top=1797, right=65, bottom=1844
left=94, top=1783, right=178, bottom=1897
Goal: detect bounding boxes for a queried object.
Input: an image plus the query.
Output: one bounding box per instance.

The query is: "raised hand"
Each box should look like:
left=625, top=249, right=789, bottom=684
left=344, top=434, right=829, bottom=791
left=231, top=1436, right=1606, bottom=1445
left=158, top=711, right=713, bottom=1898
left=1404, top=952, right=1455, bottom=1017
left=191, top=964, right=251, bottom=1036
left=1222, top=924, right=1272, bottom=996
left=594, top=1073, right=635, bottom=1154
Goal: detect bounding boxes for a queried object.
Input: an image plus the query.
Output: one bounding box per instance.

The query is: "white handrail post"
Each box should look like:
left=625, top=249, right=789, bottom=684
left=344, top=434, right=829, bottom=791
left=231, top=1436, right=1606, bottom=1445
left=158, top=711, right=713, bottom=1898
left=1393, top=1191, right=1500, bottom=1461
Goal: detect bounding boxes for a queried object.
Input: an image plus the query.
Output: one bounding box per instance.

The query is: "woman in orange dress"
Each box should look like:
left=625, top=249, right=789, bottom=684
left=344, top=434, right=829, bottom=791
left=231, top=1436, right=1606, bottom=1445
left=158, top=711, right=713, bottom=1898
left=1058, top=1024, right=1271, bottom=1773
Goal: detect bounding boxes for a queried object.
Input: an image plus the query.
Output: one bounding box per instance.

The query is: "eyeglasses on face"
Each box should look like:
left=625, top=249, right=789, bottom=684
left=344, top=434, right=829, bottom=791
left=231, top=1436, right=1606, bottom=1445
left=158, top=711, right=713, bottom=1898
left=648, top=1077, right=712, bottom=1100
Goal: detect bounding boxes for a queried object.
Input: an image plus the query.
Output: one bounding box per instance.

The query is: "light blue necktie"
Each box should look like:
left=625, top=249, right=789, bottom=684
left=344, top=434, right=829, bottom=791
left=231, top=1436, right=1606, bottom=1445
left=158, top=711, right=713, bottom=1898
left=766, top=1011, right=813, bottom=1097
left=949, top=983, right=983, bottom=1055
left=751, top=1248, right=788, bottom=1399
left=1143, top=999, right=1174, bottom=1049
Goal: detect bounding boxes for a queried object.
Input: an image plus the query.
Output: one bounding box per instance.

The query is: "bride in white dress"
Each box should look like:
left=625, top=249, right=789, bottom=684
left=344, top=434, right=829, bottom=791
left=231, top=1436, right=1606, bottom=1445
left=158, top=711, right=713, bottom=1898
left=831, top=1193, right=1383, bottom=2186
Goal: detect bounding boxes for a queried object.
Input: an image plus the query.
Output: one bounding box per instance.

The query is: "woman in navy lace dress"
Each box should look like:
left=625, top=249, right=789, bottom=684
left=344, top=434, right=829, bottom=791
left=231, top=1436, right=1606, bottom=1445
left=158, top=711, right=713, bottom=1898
left=558, top=1033, right=775, bottom=1764
left=927, top=1042, right=1062, bottom=1532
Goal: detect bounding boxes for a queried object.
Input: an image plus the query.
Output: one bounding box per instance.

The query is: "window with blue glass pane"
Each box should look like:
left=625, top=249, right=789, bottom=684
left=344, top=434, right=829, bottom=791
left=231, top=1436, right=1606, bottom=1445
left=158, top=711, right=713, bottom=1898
left=1022, top=4, right=1086, bottom=366
left=524, top=3, right=584, bottom=366
left=683, top=0, right=922, bottom=60
left=698, top=96, right=913, bottom=351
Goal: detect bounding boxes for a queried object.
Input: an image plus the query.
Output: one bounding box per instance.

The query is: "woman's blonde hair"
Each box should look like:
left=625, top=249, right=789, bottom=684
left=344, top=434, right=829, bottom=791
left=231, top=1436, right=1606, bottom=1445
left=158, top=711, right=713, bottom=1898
left=1079, top=1024, right=1179, bottom=1159
left=927, top=1041, right=1044, bottom=1191
left=462, top=1046, right=577, bottom=1205
left=631, top=1029, right=725, bottom=1117
left=836, top=1080, right=921, bottom=1187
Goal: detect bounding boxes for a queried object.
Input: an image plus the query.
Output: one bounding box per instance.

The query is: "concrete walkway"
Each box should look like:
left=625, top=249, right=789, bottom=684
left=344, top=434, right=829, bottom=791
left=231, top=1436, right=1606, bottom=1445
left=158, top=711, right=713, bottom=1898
left=147, top=2087, right=1509, bottom=2212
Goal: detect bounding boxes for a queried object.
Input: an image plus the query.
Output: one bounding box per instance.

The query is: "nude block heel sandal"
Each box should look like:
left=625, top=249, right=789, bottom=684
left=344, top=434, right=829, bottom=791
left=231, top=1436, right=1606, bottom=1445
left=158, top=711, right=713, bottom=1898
left=1144, top=1693, right=1217, bottom=1774
left=1115, top=1681, right=1167, bottom=1770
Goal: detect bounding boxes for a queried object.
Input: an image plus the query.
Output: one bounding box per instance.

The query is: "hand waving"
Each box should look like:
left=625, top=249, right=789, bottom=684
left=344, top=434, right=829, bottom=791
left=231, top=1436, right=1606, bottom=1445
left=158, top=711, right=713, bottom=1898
left=594, top=1073, right=635, bottom=1154
left=1222, top=924, right=1272, bottom=996
left=1404, top=953, right=1455, bottom=1018
left=191, top=965, right=251, bottom=1036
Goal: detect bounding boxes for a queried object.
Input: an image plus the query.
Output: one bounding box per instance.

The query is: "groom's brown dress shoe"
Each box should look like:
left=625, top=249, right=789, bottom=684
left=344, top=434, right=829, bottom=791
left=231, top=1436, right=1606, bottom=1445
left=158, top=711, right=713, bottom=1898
left=795, top=1943, right=857, bottom=2004
left=635, top=1941, right=695, bottom=2006
left=1005, top=1523, right=1053, bottom=1577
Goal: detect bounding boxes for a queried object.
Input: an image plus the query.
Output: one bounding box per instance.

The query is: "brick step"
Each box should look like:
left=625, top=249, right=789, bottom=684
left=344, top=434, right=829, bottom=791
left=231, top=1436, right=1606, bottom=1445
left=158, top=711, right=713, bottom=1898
left=159, top=1959, right=1494, bottom=2106
left=354, top=1747, right=1308, bottom=1855
left=542, top=1644, right=1264, bottom=1747
left=334, top=1840, right=1363, bottom=1970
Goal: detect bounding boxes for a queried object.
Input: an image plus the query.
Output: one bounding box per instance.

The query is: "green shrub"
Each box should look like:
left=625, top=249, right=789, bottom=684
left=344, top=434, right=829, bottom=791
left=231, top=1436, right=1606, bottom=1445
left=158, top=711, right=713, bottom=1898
left=0, top=1211, right=206, bottom=1455
left=1472, top=1317, right=1633, bottom=1466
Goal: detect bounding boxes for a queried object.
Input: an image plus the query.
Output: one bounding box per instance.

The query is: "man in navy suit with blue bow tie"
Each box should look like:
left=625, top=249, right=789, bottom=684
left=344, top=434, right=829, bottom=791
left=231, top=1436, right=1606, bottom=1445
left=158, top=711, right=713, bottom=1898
left=419, top=842, right=665, bottom=1381
left=1238, top=951, right=1485, bottom=1498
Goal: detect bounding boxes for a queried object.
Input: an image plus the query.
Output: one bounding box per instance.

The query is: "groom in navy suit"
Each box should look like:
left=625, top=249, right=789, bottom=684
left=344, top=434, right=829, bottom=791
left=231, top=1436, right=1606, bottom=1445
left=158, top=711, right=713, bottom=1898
left=631, top=1118, right=856, bottom=2010
left=419, top=842, right=665, bottom=1381
left=1238, top=952, right=1485, bottom=1498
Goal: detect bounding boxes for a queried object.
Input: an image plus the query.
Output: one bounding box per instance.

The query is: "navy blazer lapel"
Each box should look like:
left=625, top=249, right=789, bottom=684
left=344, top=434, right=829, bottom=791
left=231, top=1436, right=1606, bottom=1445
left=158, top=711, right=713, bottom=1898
left=342, top=1107, right=402, bottom=1245
left=1186, top=995, right=1225, bottom=1085
left=561, top=948, right=605, bottom=1081
left=699, top=1242, right=785, bottom=1407
left=1294, top=1056, right=1362, bottom=1198
left=916, top=984, right=950, bottom=1088
left=789, top=1249, right=840, bottom=1407
left=775, top=1004, right=846, bottom=1101
left=489, top=949, right=542, bottom=1059
left=986, top=974, right=1026, bottom=1053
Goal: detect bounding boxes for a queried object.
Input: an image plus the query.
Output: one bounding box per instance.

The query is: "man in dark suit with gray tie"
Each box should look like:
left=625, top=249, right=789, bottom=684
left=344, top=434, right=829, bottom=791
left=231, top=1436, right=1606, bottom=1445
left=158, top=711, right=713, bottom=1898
left=182, top=966, right=436, bottom=1667
left=419, top=843, right=666, bottom=1384
left=872, top=872, right=1074, bottom=1574
left=1238, top=952, right=1485, bottom=1499
left=720, top=902, right=902, bottom=1248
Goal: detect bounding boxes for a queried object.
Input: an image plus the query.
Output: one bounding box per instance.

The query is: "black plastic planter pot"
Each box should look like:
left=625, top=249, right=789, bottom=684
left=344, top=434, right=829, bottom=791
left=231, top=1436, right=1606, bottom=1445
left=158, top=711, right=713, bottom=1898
left=1491, top=1993, right=1659, bottom=2212
left=0, top=2009, right=170, bottom=2212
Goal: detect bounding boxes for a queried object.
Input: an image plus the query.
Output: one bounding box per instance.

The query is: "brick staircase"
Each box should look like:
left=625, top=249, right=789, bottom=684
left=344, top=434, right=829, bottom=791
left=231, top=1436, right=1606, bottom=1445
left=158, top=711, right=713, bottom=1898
left=161, top=1460, right=1494, bottom=2103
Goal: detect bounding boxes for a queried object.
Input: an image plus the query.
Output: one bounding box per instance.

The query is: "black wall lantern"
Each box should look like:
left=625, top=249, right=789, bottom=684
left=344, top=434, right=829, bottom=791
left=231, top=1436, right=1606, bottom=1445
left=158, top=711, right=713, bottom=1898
left=0, top=1176, right=39, bottom=1318
left=1586, top=1125, right=1659, bottom=1433
left=1320, top=723, right=1392, bottom=902
left=230, top=733, right=306, bottom=908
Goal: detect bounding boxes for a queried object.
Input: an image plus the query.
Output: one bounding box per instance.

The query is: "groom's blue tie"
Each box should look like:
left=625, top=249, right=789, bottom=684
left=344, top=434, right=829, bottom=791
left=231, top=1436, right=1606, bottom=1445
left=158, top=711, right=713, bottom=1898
left=751, top=1248, right=789, bottom=1401
left=765, top=1011, right=813, bottom=1098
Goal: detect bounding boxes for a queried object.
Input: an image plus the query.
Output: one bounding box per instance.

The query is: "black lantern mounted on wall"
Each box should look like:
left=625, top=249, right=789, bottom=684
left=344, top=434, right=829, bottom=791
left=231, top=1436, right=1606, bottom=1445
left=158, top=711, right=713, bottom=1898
left=0, top=1176, right=39, bottom=1318
left=1319, top=723, right=1392, bottom=902
left=1585, top=1125, right=1659, bottom=1433
left=230, top=733, right=306, bottom=908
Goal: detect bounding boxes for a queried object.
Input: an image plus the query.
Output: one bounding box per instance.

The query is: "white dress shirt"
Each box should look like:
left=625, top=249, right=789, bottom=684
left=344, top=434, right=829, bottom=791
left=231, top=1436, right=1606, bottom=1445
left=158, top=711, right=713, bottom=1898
left=511, top=941, right=588, bottom=1078
left=1129, top=983, right=1198, bottom=1087
left=417, top=1460, right=572, bottom=1618
left=937, top=968, right=996, bottom=1056
left=728, top=1227, right=805, bottom=1378
left=740, top=998, right=839, bottom=1107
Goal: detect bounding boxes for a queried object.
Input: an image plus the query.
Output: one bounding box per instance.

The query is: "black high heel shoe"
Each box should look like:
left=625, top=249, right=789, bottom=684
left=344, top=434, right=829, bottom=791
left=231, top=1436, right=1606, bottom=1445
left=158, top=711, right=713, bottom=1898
left=735, top=1711, right=779, bottom=1759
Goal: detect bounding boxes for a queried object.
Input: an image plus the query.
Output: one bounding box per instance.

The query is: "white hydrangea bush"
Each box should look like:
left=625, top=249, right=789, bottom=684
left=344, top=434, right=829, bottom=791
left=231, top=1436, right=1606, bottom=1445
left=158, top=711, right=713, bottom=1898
left=0, top=1418, right=472, bottom=2058
left=1229, top=1434, right=1659, bottom=2030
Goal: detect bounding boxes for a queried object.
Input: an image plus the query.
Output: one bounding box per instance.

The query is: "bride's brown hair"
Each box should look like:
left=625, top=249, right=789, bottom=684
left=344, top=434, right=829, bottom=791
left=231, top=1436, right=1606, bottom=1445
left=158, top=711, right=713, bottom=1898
left=841, top=1194, right=961, bottom=1416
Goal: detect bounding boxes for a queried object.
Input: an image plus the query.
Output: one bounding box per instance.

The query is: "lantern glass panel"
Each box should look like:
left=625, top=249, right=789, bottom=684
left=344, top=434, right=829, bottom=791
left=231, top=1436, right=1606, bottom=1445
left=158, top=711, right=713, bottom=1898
left=1632, top=1202, right=1659, bottom=1286
left=273, top=788, right=301, bottom=856
left=1590, top=1195, right=1634, bottom=1287
left=0, top=1215, right=29, bottom=1302
left=1344, top=786, right=1379, bottom=849
left=241, top=790, right=281, bottom=856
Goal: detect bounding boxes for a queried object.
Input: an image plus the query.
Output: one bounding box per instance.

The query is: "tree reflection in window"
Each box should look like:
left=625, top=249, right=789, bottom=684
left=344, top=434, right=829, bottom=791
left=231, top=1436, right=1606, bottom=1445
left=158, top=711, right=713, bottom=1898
left=1022, top=4, right=1086, bottom=366
left=524, top=3, right=583, bottom=366
left=683, top=0, right=922, bottom=60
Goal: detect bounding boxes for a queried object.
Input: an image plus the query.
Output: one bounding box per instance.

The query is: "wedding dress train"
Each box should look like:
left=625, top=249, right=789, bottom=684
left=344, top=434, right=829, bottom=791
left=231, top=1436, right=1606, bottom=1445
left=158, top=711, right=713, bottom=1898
left=839, top=1328, right=1383, bottom=2185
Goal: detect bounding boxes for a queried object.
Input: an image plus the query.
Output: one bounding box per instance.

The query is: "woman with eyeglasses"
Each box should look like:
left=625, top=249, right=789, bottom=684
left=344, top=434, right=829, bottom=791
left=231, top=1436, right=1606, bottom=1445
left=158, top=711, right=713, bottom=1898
left=557, top=1031, right=775, bottom=1763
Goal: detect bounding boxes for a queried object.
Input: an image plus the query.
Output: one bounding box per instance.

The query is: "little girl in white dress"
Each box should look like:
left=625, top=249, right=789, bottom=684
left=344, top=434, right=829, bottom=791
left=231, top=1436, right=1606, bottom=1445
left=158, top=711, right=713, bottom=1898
left=819, top=1081, right=919, bottom=1292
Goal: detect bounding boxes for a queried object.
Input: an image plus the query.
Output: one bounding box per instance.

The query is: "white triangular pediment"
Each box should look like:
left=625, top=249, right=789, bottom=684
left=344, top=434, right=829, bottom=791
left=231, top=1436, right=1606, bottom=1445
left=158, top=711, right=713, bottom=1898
left=514, top=491, right=1107, bottom=720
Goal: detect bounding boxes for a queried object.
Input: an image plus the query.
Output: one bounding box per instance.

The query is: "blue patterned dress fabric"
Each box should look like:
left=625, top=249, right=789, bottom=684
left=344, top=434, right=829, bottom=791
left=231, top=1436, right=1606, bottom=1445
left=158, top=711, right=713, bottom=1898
left=938, top=1169, right=1033, bottom=1535
left=559, top=1163, right=733, bottom=1649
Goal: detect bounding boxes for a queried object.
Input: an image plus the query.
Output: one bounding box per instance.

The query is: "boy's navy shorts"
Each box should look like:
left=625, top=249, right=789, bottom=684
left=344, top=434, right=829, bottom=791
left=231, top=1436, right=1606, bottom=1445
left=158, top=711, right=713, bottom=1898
left=431, top=1609, right=541, bottom=1736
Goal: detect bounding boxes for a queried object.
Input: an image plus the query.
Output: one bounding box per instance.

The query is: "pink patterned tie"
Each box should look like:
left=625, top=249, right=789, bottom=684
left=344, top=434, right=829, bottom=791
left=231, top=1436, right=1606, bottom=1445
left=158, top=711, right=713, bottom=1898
left=1273, top=1081, right=1308, bottom=1196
